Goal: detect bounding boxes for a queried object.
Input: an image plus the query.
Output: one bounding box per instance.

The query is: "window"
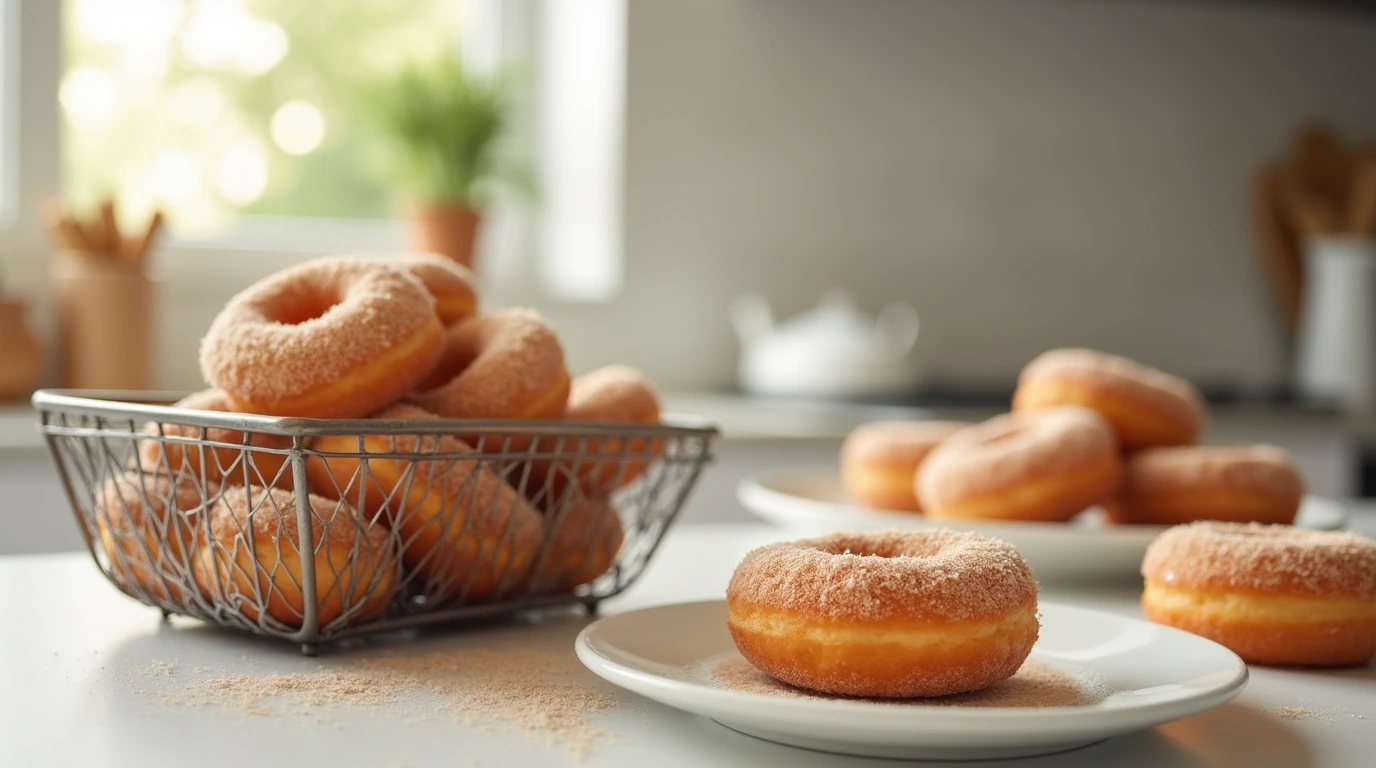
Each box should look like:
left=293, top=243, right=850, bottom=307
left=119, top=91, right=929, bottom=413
left=1, top=1, right=626, bottom=310
left=62, top=0, right=469, bottom=237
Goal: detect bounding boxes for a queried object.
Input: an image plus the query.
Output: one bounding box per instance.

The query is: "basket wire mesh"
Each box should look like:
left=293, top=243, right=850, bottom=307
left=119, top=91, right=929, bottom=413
left=34, top=390, right=717, bottom=654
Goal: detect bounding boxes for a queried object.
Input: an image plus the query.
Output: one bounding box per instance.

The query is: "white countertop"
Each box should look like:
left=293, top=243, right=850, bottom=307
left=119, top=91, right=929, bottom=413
left=1, top=523, right=1373, bottom=768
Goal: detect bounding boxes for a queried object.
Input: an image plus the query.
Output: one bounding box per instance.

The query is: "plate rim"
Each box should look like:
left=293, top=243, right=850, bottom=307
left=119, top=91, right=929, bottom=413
left=737, top=465, right=1348, bottom=539
left=576, top=598, right=1250, bottom=729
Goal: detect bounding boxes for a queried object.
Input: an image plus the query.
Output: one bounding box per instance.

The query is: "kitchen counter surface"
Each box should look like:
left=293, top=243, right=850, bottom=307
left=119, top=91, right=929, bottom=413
left=2, top=522, right=1373, bottom=768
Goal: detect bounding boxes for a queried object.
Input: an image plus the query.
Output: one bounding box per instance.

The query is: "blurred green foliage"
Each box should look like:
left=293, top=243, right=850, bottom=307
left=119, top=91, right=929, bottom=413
left=63, top=0, right=472, bottom=231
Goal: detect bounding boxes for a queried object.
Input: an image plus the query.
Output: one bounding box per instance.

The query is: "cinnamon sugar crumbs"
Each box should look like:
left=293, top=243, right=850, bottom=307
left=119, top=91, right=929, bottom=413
left=1264, top=703, right=1368, bottom=723
left=132, top=648, right=621, bottom=759
left=702, top=655, right=1108, bottom=708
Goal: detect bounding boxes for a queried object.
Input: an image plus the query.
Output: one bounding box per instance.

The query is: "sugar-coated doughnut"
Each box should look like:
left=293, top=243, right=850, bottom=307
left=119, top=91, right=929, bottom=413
left=375, top=252, right=479, bottom=324
left=916, top=408, right=1122, bottom=522
left=1142, top=522, right=1376, bottom=667
left=1109, top=445, right=1304, bottom=526
left=1013, top=348, right=1206, bottom=452
left=96, top=471, right=216, bottom=603
left=193, top=485, right=399, bottom=629
left=727, top=530, right=1039, bottom=697
left=199, top=257, right=444, bottom=418
left=530, top=499, right=625, bottom=592
left=411, top=309, right=570, bottom=422
left=306, top=404, right=544, bottom=601
left=526, top=366, right=664, bottom=502
left=137, top=389, right=294, bottom=490
left=841, top=421, right=969, bottom=511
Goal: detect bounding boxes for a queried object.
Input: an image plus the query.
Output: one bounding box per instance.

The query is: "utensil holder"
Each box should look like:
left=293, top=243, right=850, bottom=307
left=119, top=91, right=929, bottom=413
left=1293, top=237, right=1376, bottom=412
left=53, top=252, right=155, bottom=390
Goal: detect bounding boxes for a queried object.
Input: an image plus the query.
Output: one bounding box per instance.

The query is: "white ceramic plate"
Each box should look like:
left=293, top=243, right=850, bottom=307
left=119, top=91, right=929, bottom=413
left=577, top=600, right=1248, bottom=761
left=738, top=467, right=1348, bottom=578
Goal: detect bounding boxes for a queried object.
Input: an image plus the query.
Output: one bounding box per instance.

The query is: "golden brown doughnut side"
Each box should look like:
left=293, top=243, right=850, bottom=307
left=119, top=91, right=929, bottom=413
left=1013, top=348, right=1206, bottom=451
left=1112, top=445, right=1304, bottom=525
left=526, top=365, right=665, bottom=501
left=916, top=408, right=1122, bottom=522
left=530, top=499, right=625, bottom=592
left=96, top=471, right=219, bottom=603
left=136, top=389, right=294, bottom=490
left=841, top=421, right=968, bottom=511
left=199, top=257, right=444, bottom=418
left=1141, top=583, right=1376, bottom=667
left=192, top=485, right=399, bottom=628
left=306, top=404, right=543, bottom=601
left=725, top=530, right=1039, bottom=697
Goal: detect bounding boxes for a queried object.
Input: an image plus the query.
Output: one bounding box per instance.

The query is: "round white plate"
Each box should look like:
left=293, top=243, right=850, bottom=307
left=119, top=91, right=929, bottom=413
left=738, top=467, right=1348, bottom=579
left=576, top=600, right=1248, bottom=761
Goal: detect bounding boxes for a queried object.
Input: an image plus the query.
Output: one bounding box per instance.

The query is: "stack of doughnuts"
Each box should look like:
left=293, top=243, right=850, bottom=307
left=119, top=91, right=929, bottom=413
left=117, top=254, right=661, bottom=626
left=843, top=347, right=1306, bottom=526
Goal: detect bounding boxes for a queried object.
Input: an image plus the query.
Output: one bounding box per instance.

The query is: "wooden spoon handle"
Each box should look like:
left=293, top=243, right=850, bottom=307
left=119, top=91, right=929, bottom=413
left=1347, top=157, right=1376, bottom=236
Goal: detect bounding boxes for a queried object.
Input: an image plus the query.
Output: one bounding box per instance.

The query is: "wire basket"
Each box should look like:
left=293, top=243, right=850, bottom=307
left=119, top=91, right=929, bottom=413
left=33, top=390, right=718, bottom=655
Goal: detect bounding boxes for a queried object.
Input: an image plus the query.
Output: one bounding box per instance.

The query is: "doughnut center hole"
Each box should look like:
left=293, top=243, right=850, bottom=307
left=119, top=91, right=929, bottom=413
left=273, top=293, right=338, bottom=326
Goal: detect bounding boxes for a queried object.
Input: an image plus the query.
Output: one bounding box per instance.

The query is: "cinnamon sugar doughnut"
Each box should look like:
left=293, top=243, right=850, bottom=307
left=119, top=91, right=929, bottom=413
left=1013, top=348, right=1206, bottom=452
left=199, top=257, right=444, bottom=418
left=305, top=404, right=543, bottom=601
left=411, top=309, right=570, bottom=423
left=727, top=530, right=1039, bottom=697
left=137, top=389, right=294, bottom=490
left=95, top=471, right=218, bottom=603
left=1109, top=445, right=1304, bottom=526
left=530, top=499, right=625, bottom=592
left=841, top=421, right=969, bottom=511
left=1142, top=522, right=1376, bottom=667
left=376, top=253, right=479, bottom=324
left=527, top=366, right=664, bottom=501
left=193, top=485, right=399, bottom=629
left=916, top=408, right=1122, bottom=522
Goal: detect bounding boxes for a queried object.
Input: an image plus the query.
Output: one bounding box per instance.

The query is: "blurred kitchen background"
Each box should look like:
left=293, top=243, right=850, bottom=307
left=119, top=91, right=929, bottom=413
left=4, top=0, right=1376, bottom=553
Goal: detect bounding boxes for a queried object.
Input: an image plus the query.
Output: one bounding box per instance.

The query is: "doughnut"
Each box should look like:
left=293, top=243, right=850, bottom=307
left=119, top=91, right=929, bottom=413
left=95, top=471, right=217, bottom=603
left=841, top=420, right=969, bottom=511
left=530, top=499, right=625, bottom=592
left=411, top=308, right=570, bottom=423
left=137, top=389, right=294, bottom=490
left=193, top=485, right=399, bottom=629
left=526, top=366, right=664, bottom=502
left=199, top=257, right=444, bottom=418
left=305, top=404, right=544, bottom=601
left=1141, top=522, right=1376, bottom=667
left=916, top=408, right=1122, bottom=522
left=1108, top=445, right=1304, bottom=526
left=373, top=252, right=479, bottom=324
left=726, top=530, right=1039, bottom=697
left=1013, top=348, right=1206, bottom=452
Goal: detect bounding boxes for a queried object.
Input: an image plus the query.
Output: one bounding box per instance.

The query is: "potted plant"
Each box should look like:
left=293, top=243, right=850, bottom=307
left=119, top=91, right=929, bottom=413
left=361, top=52, right=526, bottom=269
left=0, top=262, right=43, bottom=401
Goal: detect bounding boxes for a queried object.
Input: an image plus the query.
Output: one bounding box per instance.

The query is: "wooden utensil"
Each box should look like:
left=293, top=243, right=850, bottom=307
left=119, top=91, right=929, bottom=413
left=1255, top=167, right=1304, bottom=330
left=98, top=199, right=119, bottom=253
left=122, top=211, right=163, bottom=269
left=1347, top=156, right=1376, bottom=236
left=1278, top=167, right=1339, bottom=238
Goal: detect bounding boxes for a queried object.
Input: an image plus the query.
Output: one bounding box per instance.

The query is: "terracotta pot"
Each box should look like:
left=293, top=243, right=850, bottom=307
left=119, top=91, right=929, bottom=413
left=53, top=253, right=155, bottom=390
left=406, top=203, right=482, bottom=269
left=0, top=299, right=43, bottom=401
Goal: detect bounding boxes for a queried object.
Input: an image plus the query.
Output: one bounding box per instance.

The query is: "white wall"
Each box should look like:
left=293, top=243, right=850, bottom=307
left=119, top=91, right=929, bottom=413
left=119, top=0, right=1376, bottom=395
left=534, top=0, right=1376, bottom=393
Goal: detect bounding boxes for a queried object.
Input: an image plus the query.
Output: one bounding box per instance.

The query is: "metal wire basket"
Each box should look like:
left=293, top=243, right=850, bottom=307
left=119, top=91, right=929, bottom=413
left=34, top=389, right=718, bottom=655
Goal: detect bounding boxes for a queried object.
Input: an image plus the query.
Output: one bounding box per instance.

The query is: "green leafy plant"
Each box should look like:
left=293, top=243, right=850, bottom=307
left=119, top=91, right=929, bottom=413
left=360, top=53, right=528, bottom=209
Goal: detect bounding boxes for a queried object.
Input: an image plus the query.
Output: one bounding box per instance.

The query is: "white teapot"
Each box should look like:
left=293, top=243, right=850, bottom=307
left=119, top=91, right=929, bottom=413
left=730, top=290, right=921, bottom=399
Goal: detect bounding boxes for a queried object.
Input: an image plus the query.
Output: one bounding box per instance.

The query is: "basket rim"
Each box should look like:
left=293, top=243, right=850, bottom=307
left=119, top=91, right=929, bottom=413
left=32, top=389, right=721, bottom=438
